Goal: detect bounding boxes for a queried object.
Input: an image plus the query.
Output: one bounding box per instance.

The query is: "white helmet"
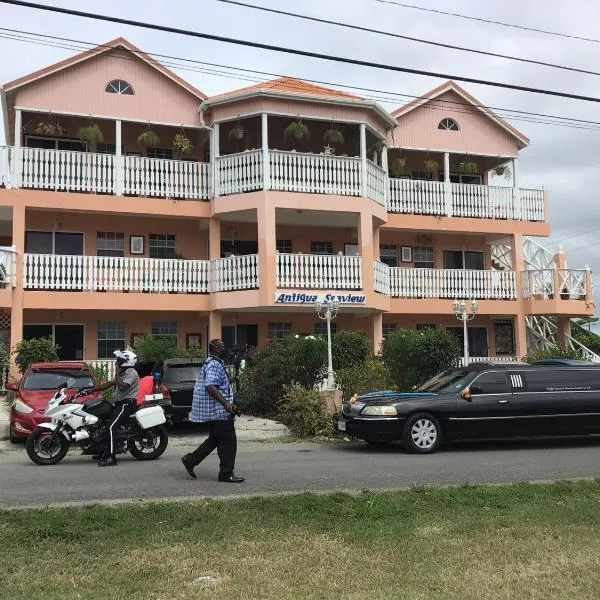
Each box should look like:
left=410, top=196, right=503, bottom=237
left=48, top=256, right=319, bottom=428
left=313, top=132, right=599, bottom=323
left=113, top=349, right=137, bottom=367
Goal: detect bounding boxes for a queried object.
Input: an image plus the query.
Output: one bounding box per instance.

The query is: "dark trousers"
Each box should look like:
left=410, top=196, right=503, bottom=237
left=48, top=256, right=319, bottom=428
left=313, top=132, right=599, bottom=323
left=186, top=418, right=237, bottom=478
left=105, top=399, right=135, bottom=458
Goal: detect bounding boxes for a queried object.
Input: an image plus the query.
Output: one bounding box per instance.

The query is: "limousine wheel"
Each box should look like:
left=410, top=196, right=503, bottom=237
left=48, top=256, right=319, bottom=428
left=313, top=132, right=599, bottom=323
left=403, top=413, right=442, bottom=454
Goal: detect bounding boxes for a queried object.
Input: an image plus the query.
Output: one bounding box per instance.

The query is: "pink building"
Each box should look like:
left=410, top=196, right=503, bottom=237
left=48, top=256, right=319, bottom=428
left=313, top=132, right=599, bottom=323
left=0, top=38, right=595, bottom=374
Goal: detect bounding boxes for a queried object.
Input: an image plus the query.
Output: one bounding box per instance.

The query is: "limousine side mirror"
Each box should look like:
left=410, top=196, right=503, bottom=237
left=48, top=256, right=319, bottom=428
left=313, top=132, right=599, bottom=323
left=461, top=387, right=472, bottom=402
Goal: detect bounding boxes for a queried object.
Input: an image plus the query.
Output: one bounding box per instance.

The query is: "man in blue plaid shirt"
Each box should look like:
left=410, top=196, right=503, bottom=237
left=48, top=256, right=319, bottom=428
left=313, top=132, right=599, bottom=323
left=181, top=339, right=244, bottom=483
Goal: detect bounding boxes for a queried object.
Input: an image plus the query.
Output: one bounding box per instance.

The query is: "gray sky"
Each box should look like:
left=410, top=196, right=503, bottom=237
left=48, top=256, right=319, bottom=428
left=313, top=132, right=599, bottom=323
left=1, top=0, right=599, bottom=294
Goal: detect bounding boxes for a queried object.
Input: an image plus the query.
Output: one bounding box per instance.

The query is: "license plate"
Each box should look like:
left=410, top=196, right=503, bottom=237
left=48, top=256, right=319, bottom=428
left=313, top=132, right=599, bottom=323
left=337, top=420, right=346, bottom=432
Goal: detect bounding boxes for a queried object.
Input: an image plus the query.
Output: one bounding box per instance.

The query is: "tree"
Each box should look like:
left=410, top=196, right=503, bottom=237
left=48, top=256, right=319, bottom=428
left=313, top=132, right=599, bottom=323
left=331, top=330, right=370, bottom=371
left=14, top=337, right=60, bottom=374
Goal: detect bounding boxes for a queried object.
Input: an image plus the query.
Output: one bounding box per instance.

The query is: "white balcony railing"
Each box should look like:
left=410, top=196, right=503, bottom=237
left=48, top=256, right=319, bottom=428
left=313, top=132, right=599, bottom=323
left=217, top=150, right=263, bottom=196
left=212, top=254, right=260, bottom=292
left=389, top=268, right=517, bottom=299
left=522, top=268, right=589, bottom=299
left=373, top=260, right=390, bottom=295
left=388, top=178, right=446, bottom=215
left=461, top=356, right=518, bottom=366
left=24, top=254, right=210, bottom=293
left=0, top=246, right=16, bottom=288
left=87, top=359, right=117, bottom=380
left=366, top=160, right=387, bottom=206
left=276, top=253, right=363, bottom=290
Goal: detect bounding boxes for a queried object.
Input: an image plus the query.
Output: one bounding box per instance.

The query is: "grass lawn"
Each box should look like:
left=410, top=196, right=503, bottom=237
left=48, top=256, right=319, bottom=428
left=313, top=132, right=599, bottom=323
left=1, top=481, right=600, bottom=600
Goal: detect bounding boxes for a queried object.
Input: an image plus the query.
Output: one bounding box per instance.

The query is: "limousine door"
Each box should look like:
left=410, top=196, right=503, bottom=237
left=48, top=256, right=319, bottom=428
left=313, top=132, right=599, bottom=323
left=450, top=370, right=513, bottom=439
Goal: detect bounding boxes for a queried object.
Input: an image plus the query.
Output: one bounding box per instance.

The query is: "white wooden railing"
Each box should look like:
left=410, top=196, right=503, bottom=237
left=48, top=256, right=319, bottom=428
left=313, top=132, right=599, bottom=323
left=217, top=150, right=263, bottom=196
left=269, top=150, right=361, bottom=196
left=276, top=253, right=362, bottom=290
left=23, top=254, right=210, bottom=293
left=389, top=268, right=517, bottom=299
left=0, top=246, right=16, bottom=288
left=212, top=254, right=259, bottom=291
left=388, top=178, right=445, bottom=215
left=373, top=260, right=390, bottom=294
left=461, top=356, right=518, bottom=366
left=366, top=160, right=387, bottom=206
left=522, top=268, right=589, bottom=299
left=0, top=146, right=11, bottom=187
left=123, top=156, right=210, bottom=199
left=87, top=359, right=117, bottom=380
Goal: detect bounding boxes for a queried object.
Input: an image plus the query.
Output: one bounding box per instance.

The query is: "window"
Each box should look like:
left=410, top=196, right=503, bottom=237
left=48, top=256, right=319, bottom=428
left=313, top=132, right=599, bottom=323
left=494, top=320, right=515, bottom=355
left=277, top=239, right=292, bottom=254
left=268, top=322, right=292, bottom=341
left=411, top=170, right=433, bottom=181
left=413, top=245, right=434, bottom=268
left=471, top=371, right=509, bottom=395
left=416, top=324, right=437, bottom=330
left=380, top=244, right=397, bottom=267
left=149, top=234, right=176, bottom=259
left=105, top=80, right=134, bottom=95
left=443, top=250, right=484, bottom=270
left=97, top=143, right=123, bottom=155
left=152, top=321, right=178, bottom=343
left=314, top=322, right=337, bottom=336
left=97, top=321, right=126, bottom=359
left=96, top=232, right=124, bottom=257
left=146, top=147, right=173, bottom=160
left=311, top=241, right=334, bottom=255
left=383, top=323, right=397, bottom=335
left=438, top=118, right=459, bottom=131
left=449, top=173, right=482, bottom=185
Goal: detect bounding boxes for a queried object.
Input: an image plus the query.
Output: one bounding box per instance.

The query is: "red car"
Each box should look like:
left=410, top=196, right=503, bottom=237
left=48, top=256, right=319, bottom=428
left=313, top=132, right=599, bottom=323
left=7, top=361, right=101, bottom=442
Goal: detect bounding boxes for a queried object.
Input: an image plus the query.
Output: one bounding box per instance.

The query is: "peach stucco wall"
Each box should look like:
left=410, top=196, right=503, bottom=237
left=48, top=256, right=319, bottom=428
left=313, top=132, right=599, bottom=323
left=14, top=49, right=201, bottom=126
left=390, top=91, right=520, bottom=156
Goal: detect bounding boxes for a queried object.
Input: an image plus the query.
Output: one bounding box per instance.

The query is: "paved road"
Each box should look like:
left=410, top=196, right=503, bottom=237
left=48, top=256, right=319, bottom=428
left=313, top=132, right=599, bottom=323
left=1, top=437, right=600, bottom=508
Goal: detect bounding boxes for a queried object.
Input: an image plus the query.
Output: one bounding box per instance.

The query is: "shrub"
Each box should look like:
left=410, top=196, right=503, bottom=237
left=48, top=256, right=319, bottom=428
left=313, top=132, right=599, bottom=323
left=14, top=337, right=60, bottom=374
left=335, top=359, right=395, bottom=403
left=277, top=383, right=334, bottom=437
left=133, top=335, right=203, bottom=362
left=235, top=367, right=275, bottom=418
left=381, top=328, right=461, bottom=390
left=88, top=363, right=113, bottom=401
left=0, top=346, right=10, bottom=388
left=280, top=335, right=327, bottom=389
left=331, top=331, right=370, bottom=371
left=525, top=345, right=583, bottom=363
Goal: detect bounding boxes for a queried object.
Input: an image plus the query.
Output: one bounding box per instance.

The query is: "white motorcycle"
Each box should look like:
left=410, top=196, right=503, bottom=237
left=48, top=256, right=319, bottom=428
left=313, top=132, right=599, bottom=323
left=25, top=382, right=169, bottom=466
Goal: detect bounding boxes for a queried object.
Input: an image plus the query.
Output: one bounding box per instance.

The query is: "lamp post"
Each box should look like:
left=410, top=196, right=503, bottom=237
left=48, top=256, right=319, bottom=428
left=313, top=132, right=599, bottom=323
left=315, top=299, right=340, bottom=389
left=452, top=298, right=478, bottom=366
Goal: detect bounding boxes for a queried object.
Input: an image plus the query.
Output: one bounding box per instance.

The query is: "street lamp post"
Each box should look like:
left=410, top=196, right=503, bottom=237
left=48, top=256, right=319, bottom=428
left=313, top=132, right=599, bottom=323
left=315, top=299, right=340, bottom=389
left=452, top=298, right=479, bottom=366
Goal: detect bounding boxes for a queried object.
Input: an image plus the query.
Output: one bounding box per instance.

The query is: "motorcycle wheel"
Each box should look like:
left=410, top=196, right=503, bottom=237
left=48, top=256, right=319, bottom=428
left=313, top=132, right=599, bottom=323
left=128, top=425, right=168, bottom=460
left=25, top=427, right=70, bottom=465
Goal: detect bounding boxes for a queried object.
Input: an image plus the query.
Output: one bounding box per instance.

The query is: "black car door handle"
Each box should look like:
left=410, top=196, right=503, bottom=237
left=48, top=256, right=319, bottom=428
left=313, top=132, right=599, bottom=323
left=497, top=399, right=509, bottom=404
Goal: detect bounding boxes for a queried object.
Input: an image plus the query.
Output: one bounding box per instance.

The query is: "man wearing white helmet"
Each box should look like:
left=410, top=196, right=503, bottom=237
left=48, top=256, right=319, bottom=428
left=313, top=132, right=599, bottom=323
left=93, top=349, right=140, bottom=467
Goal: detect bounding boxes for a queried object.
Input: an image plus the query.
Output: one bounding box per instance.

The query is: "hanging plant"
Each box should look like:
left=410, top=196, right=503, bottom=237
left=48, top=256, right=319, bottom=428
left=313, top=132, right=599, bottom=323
left=459, top=161, right=478, bottom=175
left=494, top=164, right=512, bottom=180
left=424, top=159, right=439, bottom=176
left=284, top=119, right=311, bottom=142
left=172, top=132, right=194, bottom=157
left=323, top=126, right=345, bottom=145
left=137, top=130, right=160, bottom=147
left=77, top=123, right=104, bottom=152
left=34, top=122, right=65, bottom=137
left=389, top=157, right=408, bottom=178
left=227, top=121, right=247, bottom=142
left=373, top=140, right=386, bottom=154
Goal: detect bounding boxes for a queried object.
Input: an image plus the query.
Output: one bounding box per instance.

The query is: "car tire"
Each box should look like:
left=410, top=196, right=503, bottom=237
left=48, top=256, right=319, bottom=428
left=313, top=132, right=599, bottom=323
left=402, top=413, right=442, bottom=454
left=9, top=424, right=22, bottom=444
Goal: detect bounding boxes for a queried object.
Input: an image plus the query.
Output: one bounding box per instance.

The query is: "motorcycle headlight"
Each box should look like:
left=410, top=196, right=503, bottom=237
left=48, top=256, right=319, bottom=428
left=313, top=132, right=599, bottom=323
left=13, top=399, right=34, bottom=414
left=360, top=405, right=397, bottom=416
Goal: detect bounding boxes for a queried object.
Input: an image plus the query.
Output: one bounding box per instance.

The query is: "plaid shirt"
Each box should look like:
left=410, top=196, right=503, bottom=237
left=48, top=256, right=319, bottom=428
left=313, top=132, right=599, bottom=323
left=189, top=357, right=232, bottom=423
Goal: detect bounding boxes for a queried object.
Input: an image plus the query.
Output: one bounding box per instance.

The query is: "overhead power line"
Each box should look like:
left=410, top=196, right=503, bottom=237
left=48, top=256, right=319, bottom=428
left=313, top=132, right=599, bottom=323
left=216, top=0, right=600, bottom=78
left=375, top=0, right=600, bottom=45
left=3, top=27, right=600, bottom=133
left=3, top=0, right=600, bottom=105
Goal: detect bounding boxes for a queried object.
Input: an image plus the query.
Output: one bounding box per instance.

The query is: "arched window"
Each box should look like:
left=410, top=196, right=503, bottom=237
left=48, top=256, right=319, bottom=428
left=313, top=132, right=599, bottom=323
left=438, top=118, right=459, bottom=131
left=105, top=80, right=134, bottom=95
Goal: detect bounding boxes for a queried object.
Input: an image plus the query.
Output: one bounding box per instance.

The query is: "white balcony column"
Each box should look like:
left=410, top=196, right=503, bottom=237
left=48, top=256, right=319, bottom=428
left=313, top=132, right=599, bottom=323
left=115, top=119, right=123, bottom=195
left=212, top=122, right=220, bottom=198
left=512, top=156, right=521, bottom=220
left=382, top=145, right=389, bottom=205
left=360, top=123, right=367, bottom=197
left=12, top=108, right=23, bottom=188
left=444, top=151, right=452, bottom=216
left=261, top=113, right=270, bottom=190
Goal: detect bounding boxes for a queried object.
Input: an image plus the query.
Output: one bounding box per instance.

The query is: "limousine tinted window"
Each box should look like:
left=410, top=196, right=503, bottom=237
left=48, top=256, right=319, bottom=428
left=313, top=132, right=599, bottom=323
left=417, top=369, right=472, bottom=392
left=471, top=371, right=509, bottom=394
left=522, top=369, right=599, bottom=393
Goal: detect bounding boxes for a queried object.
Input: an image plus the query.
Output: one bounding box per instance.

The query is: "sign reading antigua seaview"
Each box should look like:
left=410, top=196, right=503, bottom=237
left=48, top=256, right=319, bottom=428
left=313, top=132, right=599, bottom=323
left=275, top=292, right=366, bottom=305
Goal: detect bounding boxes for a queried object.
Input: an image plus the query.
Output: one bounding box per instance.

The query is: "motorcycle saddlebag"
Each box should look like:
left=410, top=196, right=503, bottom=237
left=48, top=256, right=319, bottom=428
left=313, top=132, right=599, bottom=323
left=135, top=405, right=166, bottom=429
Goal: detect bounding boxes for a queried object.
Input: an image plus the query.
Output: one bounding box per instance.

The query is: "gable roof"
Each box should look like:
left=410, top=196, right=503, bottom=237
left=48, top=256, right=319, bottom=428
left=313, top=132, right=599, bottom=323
left=392, top=80, right=530, bottom=148
left=2, top=37, right=207, bottom=101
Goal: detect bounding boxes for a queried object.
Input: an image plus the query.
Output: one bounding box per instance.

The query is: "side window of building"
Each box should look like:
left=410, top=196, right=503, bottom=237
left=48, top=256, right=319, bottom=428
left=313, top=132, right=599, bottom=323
left=268, top=322, right=292, bottom=341
left=471, top=371, right=509, bottom=395
left=379, top=244, right=397, bottom=267
left=310, top=241, right=334, bottom=255
left=149, top=234, right=176, bottom=259
left=97, top=232, right=124, bottom=257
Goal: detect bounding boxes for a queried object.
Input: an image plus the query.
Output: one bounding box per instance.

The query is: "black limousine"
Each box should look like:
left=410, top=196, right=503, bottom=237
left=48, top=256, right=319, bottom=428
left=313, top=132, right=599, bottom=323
left=336, top=361, right=600, bottom=453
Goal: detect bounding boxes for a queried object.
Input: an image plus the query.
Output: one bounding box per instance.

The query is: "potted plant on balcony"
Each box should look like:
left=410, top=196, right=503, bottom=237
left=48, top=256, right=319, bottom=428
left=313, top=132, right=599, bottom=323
left=323, top=126, right=345, bottom=145
left=34, top=121, right=65, bottom=137
left=284, top=119, right=311, bottom=142
left=77, top=123, right=104, bottom=152
left=493, top=164, right=512, bottom=181
left=373, top=140, right=386, bottom=154
left=424, top=159, right=439, bottom=177
left=227, top=121, right=247, bottom=142
left=172, top=132, right=194, bottom=158
left=459, top=161, right=478, bottom=175
left=389, top=157, right=408, bottom=178
left=137, top=129, right=160, bottom=147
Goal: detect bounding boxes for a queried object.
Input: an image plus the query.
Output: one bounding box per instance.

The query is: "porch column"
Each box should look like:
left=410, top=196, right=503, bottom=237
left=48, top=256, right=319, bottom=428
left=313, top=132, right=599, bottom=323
left=359, top=123, right=367, bottom=197
left=9, top=205, right=25, bottom=379
left=512, top=156, right=521, bottom=219
left=514, top=317, right=528, bottom=361
left=510, top=233, right=525, bottom=276
left=115, top=119, right=123, bottom=196
left=444, top=151, right=451, bottom=217
left=208, top=217, right=221, bottom=292
left=585, top=265, right=593, bottom=303
left=381, top=145, right=389, bottom=206
left=556, top=317, right=572, bottom=348
left=12, top=108, right=22, bottom=188
left=261, top=113, right=270, bottom=190
left=371, top=312, right=383, bottom=355
left=358, top=211, right=374, bottom=294
left=257, top=199, right=276, bottom=305
left=212, top=122, right=220, bottom=198
left=208, top=311, right=222, bottom=347
left=553, top=245, right=567, bottom=299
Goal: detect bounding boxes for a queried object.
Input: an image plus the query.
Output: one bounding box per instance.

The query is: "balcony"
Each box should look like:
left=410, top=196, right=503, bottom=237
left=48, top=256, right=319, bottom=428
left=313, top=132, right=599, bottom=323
left=276, top=253, right=363, bottom=290
left=522, top=268, right=589, bottom=300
